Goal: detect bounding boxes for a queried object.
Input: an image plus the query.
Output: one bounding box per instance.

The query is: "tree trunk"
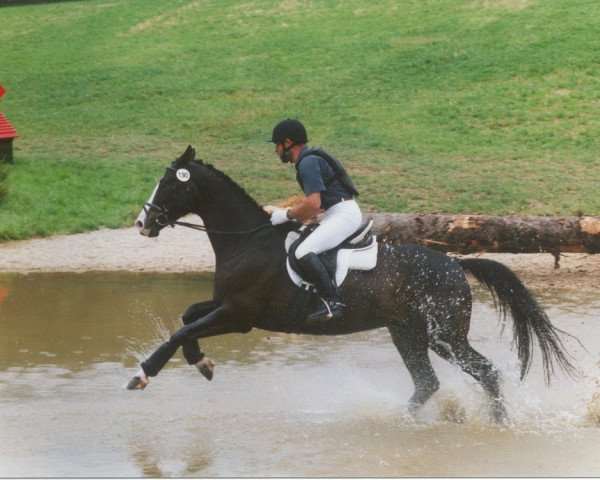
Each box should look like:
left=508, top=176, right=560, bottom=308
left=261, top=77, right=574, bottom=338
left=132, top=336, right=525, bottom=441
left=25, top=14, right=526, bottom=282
left=363, top=213, right=600, bottom=265
left=270, top=196, right=600, bottom=264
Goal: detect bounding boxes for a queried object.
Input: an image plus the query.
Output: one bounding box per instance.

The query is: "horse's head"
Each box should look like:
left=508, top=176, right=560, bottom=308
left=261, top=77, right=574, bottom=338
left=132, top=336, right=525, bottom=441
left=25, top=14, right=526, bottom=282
left=136, top=145, right=199, bottom=237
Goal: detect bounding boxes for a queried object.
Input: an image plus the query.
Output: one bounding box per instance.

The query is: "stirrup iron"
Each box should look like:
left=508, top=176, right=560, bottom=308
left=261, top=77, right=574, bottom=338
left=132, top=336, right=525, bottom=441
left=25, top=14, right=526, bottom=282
left=308, top=298, right=345, bottom=321
left=322, top=298, right=345, bottom=318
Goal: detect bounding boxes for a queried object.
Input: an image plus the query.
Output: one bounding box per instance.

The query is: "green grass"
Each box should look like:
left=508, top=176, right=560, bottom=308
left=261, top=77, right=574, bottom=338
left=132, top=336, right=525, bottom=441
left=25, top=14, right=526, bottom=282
left=0, top=164, right=9, bottom=202
left=0, top=0, right=599, bottom=240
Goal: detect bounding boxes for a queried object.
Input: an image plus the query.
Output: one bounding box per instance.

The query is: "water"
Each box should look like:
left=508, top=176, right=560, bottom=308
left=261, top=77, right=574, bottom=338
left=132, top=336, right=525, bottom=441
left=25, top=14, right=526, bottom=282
left=0, top=272, right=599, bottom=477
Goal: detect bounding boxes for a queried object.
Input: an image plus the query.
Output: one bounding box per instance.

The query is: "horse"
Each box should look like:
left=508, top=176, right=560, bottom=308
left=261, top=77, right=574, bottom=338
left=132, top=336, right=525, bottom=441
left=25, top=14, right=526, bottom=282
left=127, top=145, right=577, bottom=423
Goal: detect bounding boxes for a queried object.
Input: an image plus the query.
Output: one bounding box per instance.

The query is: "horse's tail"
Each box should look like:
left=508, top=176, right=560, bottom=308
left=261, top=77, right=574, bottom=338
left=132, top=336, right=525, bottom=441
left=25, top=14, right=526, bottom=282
left=457, top=258, right=578, bottom=383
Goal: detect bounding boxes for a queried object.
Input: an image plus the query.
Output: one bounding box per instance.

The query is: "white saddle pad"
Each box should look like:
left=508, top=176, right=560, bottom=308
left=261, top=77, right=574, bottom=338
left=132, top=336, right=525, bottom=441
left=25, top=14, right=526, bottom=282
left=285, top=229, right=378, bottom=288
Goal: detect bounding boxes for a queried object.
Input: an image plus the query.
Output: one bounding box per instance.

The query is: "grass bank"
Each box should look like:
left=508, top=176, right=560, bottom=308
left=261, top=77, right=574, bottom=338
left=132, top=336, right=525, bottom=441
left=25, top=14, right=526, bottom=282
left=0, top=0, right=598, bottom=240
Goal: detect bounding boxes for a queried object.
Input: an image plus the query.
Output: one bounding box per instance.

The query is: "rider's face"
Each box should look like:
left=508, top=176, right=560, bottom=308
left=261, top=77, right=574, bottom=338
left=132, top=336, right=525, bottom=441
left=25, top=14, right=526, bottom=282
left=275, top=140, right=293, bottom=163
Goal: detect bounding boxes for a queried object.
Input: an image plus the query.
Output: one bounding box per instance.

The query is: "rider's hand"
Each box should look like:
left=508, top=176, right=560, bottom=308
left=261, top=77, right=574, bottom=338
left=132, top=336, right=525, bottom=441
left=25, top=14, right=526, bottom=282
left=270, top=208, right=290, bottom=225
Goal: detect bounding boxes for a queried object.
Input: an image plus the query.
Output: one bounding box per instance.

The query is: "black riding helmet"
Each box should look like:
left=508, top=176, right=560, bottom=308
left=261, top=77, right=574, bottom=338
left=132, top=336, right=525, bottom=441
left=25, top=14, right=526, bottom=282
left=270, top=119, right=308, bottom=144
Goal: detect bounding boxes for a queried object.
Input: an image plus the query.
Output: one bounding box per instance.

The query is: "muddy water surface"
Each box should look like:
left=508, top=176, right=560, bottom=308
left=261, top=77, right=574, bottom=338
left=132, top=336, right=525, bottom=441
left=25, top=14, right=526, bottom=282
left=0, top=273, right=599, bottom=477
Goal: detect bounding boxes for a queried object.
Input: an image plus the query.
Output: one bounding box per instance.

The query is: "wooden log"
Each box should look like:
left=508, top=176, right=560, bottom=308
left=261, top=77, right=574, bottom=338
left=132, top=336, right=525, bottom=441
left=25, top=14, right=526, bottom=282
left=363, top=213, right=600, bottom=259
left=269, top=196, right=600, bottom=264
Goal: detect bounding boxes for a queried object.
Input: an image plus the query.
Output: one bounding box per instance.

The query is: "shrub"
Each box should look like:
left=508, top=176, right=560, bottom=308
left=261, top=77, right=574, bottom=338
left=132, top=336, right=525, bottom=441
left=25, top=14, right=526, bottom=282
left=0, top=164, right=9, bottom=202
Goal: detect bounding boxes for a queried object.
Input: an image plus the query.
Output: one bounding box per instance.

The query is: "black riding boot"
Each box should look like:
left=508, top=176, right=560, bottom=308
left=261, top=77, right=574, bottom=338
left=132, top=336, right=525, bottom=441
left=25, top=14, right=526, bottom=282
left=297, top=252, right=344, bottom=321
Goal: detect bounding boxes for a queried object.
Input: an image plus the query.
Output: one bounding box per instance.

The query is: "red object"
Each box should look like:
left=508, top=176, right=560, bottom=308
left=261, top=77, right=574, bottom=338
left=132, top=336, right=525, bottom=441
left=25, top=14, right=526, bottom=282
left=0, top=285, right=9, bottom=304
left=0, top=113, right=17, bottom=140
left=0, top=85, right=5, bottom=98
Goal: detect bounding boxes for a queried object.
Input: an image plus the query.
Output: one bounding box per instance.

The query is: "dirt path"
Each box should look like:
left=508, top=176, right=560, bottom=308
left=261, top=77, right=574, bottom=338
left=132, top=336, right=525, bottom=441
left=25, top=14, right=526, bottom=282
left=0, top=225, right=598, bottom=293
left=0, top=224, right=215, bottom=273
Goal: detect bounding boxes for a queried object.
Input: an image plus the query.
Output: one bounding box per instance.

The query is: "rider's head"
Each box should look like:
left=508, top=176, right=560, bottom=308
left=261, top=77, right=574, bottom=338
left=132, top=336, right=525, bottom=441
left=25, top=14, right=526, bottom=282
left=270, top=119, right=308, bottom=163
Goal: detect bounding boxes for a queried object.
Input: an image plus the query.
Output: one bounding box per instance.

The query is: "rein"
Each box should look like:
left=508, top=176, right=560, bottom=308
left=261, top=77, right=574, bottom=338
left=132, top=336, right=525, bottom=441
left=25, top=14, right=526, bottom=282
left=144, top=202, right=272, bottom=236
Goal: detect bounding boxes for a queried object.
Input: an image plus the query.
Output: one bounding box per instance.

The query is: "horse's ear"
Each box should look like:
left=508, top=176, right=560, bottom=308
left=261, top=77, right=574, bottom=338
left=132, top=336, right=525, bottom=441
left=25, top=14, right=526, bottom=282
left=174, top=145, right=196, bottom=167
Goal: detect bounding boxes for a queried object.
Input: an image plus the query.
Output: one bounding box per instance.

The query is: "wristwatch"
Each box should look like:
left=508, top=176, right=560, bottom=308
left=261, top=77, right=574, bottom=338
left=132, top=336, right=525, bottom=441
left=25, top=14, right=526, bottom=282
left=286, top=209, right=293, bottom=220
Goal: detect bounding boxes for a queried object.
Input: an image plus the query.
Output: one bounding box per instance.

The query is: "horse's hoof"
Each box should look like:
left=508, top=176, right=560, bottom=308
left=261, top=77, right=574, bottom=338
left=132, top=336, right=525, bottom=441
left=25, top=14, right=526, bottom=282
left=126, top=375, right=149, bottom=390
left=493, top=408, right=508, bottom=425
left=406, top=401, right=420, bottom=416
left=196, top=358, right=214, bottom=381
left=491, top=400, right=508, bottom=424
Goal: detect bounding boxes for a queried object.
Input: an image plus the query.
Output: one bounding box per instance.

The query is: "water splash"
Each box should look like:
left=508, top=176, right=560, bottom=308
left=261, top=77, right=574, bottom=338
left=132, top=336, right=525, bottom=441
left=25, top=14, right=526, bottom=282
left=434, top=391, right=468, bottom=424
left=122, top=301, right=175, bottom=364
left=581, top=361, right=600, bottom=427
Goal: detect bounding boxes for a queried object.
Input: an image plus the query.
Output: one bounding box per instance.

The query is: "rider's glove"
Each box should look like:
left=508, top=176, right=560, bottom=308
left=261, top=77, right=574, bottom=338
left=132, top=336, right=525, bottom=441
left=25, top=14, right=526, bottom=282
left=270, top=208, right=290, bottom=225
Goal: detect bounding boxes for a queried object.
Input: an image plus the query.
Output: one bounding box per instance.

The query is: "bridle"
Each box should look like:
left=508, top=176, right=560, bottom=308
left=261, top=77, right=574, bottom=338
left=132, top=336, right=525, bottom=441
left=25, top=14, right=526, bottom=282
left=143, top=202, right=271, bottom=235
left=143, top=166, right=272, bottom=236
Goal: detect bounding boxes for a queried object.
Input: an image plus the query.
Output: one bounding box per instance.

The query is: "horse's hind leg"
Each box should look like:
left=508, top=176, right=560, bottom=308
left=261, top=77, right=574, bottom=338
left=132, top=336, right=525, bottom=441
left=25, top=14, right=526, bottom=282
left=429, top=331, right=507, bottom=423
left=388, top=323, right=440, bottom=414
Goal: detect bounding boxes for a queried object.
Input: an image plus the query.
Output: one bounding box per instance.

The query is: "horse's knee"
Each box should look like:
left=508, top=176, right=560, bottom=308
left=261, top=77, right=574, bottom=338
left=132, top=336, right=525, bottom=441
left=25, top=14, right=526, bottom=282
left=181, top=311, right=194, bottom=326
left=181, top=304, right=202, bottom=325
left=181, top=300, right=219, bottom=326
left=169, top=326, right=191, bottom=347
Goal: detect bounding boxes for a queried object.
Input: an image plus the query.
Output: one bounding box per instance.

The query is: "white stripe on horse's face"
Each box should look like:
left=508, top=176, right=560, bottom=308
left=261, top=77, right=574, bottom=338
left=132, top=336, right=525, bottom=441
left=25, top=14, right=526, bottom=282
left=135, top=183, right=160, bottom=235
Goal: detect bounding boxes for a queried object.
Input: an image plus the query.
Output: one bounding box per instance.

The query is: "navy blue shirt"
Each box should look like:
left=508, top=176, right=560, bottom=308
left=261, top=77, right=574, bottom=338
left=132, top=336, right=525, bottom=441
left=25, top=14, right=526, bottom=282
left=295, top=147, right=352, bottom=210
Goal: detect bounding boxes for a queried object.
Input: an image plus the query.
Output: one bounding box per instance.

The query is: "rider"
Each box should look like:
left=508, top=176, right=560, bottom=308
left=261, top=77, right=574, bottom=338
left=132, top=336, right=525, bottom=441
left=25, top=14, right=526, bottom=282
left=268, top=119, right=362, bottom=321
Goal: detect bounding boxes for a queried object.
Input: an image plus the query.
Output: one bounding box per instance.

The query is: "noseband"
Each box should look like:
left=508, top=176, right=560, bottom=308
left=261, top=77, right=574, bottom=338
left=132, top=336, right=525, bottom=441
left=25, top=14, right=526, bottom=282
left=143, top=201, right=176, bottom=228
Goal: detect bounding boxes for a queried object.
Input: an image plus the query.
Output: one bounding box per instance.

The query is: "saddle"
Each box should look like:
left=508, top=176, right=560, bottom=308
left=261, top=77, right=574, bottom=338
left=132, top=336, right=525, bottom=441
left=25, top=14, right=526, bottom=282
left=285, top=220, right=378, bottom=289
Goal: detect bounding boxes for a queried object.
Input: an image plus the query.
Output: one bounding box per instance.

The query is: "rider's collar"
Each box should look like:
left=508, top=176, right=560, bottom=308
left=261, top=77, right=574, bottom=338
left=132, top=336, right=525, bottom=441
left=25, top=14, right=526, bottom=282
left=294, top=146, right=311, bottom=168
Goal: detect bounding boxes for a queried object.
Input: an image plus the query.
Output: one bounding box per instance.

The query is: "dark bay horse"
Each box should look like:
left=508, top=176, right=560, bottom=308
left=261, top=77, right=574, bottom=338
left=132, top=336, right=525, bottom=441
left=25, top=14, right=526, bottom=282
left=128, top=145, right=577, bottom=423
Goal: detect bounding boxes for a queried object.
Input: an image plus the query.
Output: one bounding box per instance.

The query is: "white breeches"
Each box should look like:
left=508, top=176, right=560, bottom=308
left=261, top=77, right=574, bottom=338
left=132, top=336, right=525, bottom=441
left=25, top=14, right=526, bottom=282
left=294, top=199, right=362, bottom=259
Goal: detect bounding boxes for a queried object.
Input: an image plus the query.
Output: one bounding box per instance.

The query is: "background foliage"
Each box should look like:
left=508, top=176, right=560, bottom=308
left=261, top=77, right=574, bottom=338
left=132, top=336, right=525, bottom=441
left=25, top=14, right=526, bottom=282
left=0, top=0, right=598, bottom=240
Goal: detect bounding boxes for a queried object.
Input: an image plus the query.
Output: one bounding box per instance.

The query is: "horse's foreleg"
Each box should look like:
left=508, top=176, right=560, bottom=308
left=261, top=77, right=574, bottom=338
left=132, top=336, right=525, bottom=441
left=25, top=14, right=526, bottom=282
left=127, top=306, right=245, bottom=389
left=388, top=322, right=440, bottom=413
left=180, top=299, right=220, bottom=366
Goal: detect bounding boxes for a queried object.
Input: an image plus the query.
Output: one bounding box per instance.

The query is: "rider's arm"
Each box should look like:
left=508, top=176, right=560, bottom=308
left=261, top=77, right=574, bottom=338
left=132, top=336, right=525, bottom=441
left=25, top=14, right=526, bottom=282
left=288, top=192, right=323, bottom=223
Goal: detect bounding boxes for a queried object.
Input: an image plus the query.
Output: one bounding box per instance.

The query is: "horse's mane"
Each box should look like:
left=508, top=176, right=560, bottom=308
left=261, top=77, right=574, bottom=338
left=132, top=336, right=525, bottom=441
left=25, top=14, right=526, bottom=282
left=193, top=160, right=269, bottom=217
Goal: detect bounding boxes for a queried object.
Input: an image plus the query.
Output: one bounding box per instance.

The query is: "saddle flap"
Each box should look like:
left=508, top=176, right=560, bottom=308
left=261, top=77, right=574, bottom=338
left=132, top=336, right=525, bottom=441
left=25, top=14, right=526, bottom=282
left=285, top=226, right=378, bottom=288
